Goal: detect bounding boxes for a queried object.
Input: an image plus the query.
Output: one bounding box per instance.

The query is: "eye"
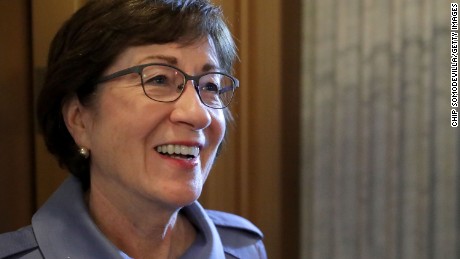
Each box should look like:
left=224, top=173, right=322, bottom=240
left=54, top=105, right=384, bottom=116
left=201, top=82, right=219, bottom=93
left=143, top=75, right=170, bottom=86
left=199, top=74, right=222, bottom=93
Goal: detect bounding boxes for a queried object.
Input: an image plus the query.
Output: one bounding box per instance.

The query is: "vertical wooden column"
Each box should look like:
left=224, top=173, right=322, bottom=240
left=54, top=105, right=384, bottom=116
left=0, top=0, right=34, bottom=233
left=280, top=0, right=302, bottom=258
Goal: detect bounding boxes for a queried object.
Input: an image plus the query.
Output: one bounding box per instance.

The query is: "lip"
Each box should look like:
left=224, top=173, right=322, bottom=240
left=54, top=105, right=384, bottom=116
left=156, top=152, right=199, bottom=169
left=154, top=141, right=203, bottom=169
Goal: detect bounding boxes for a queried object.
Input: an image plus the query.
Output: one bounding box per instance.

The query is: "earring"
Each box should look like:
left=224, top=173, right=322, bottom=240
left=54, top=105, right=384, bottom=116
left=79, top=147, right=90, bottom=159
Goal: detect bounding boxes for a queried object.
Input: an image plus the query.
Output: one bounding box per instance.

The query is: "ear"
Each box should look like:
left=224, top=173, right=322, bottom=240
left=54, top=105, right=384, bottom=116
left=62, top=96, right=92, bottom=149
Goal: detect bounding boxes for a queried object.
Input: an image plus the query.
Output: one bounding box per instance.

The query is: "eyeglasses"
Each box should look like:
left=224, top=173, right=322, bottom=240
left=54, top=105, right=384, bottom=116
left=97, top=63, right=239, bottom=109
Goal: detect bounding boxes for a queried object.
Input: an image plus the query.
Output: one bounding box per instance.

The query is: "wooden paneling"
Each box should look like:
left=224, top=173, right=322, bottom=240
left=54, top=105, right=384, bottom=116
left=301, top=0, right=460, bottom=258
left=280, top=0, right=302, bottom=258
left=32, top=0, right=86, bottom=207
left=0, top=0, right=33, bottom=233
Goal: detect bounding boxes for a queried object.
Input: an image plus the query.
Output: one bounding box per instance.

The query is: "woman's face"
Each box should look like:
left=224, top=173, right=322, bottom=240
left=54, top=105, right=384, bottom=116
left=68, top=38, right=226, bottom=209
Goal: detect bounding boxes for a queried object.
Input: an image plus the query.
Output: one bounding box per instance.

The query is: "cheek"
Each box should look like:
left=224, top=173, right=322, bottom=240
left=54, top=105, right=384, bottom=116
left=86, top=95, right=158, bottom=154
left=202, top=111, right=226, bottom=171
left=211, top=110, right=226, bottom=144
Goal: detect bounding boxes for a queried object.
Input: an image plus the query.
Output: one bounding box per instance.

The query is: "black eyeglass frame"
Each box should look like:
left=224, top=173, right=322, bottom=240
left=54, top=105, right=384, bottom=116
left=97, top=63, right=239, bottom=109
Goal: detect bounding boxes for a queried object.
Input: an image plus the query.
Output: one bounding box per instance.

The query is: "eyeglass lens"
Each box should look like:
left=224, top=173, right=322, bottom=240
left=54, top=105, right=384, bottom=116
left=140, top=65, right=235, bottom=108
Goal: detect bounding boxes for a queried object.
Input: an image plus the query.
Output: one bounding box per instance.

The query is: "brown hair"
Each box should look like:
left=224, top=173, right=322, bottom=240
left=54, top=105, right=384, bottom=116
left=36, top=0, right=237, bottom=189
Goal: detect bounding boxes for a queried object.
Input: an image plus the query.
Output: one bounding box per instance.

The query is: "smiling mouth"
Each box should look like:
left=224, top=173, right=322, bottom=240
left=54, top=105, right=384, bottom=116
left=155, top=144, right=200, bottom=159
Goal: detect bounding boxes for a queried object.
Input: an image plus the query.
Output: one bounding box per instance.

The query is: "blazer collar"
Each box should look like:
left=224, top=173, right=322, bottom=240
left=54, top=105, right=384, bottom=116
left=32, top=176, right=225, bottom=258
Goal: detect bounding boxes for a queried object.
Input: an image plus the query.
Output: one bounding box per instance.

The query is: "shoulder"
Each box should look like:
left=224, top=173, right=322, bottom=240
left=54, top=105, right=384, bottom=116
left=0, top=225, right=41, bottom=258
left=206, top=210, right=267, bottom=259
left=206, top=210, right=263, bottom=238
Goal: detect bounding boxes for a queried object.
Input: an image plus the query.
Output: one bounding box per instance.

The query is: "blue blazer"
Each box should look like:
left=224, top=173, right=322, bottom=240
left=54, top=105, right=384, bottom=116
left=0, top=176, right=266, bottom=258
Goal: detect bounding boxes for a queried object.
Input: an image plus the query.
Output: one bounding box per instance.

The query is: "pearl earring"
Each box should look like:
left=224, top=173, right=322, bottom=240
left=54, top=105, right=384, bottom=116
left=79, top=147, right=90, bottom=159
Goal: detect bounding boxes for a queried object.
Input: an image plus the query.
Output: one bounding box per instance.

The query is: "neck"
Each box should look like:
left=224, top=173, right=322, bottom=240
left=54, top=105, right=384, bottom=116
left=87, top=179, right=196, bottom=259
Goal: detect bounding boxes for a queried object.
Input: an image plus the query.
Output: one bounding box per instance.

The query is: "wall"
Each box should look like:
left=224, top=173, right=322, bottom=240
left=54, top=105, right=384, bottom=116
left=301, top=0, right=460, bottom=258
left=0, top=0, right=34, bottom=232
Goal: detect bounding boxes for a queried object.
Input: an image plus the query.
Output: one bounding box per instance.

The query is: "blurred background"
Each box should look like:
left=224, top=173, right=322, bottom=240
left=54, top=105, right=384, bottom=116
left=0, top=0, right=458, bottom=258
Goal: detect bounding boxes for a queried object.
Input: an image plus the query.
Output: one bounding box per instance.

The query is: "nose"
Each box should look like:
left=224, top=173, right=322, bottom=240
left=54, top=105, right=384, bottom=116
left=170, top=81, right=211, bottom=130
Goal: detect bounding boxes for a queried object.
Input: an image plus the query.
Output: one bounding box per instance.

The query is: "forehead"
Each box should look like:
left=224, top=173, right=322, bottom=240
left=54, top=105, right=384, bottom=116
left=106, top=37, right=220, bottom=73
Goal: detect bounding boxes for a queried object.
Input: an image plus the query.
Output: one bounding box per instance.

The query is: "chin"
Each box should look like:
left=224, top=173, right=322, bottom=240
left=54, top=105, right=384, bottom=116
left=165, top=185, right=203, bottom=208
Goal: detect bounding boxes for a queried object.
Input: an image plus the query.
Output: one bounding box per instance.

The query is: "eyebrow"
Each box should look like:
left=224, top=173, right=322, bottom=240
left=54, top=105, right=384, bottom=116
left=139, top=55, right=221, bottom=72
left=139, top=55, right=178, bottom=65
left=202, top=63, right=219, bottom=72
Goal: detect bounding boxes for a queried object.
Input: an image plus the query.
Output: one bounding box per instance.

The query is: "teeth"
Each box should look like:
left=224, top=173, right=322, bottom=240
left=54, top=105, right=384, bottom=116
left=156, top=144, right=200, bottom=157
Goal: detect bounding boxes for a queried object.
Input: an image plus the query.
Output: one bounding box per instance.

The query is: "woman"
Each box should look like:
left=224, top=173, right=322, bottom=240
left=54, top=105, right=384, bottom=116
left=0, top=0, right=266, bottom=258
